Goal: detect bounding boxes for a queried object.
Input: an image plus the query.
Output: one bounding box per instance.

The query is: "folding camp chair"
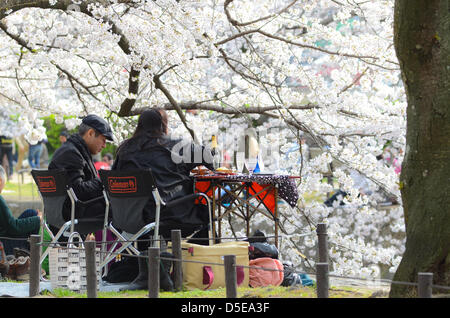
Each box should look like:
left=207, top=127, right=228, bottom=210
left=31, top=169, right=108, bottom=268
left=98, top=168, right=213, bottom=270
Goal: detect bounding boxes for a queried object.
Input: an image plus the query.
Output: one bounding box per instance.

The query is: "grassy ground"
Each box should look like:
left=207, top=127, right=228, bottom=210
left=35, top=285, right=381, bottom=298
left=2, top=176, right=39, bottom=200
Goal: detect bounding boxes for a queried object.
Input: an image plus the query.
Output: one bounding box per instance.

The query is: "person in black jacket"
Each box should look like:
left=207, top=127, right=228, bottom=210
left=112, top=108, right=215, bottom=291
left=113, top=108, right=215, bottom=238
left=48, top=114, right=114, bottom=226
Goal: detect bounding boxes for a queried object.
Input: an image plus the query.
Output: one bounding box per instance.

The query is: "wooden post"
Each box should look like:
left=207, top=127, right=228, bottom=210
left=316, top=223, right=328, bottom=263
left=224, top=254, right=237, bottom=298
left=29, top=234, right=41, bottom=297
left=148, top=246, right=160, bottom=298
left=316, top=262, right=329, bottom=298
left=85, top=240, right=97, bottom=298
left=417, top=272, right=433, bottom=298
left=171, top=230, right=183, bottom=291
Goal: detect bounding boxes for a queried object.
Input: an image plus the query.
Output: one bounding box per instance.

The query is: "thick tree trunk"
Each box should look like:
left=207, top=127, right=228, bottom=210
left=390, top=0, right=450, bottom=297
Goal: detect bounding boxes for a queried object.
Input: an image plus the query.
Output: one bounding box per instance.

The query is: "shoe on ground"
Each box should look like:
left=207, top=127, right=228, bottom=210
left=0, top=261, right=9, bottom=278
left=13, top=248, right=30, bottom=258
left=6, top=256, right=31, bottom=281
left=14, top=256, right=31, bottom=281
left=7, top=257, right=17, bottom=280
left=0, top=243, right=9, bottom=278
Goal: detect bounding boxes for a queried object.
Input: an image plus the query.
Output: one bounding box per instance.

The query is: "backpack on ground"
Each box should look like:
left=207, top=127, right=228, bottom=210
left=249, top=257, right=284, bottom=287
left=103, top=255, right=139, bottom=283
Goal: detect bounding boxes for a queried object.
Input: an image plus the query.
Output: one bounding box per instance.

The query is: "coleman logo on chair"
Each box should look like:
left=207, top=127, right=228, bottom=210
left=37, top=176, right=57, bottom=192
left=108, top=176, right=137, bottom=193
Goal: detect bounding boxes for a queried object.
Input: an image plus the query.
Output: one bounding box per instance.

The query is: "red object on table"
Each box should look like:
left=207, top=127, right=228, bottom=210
left=248, top=182, right=276, bottom=213
left=194, top=175, right=277, bottom=214
left=193, top=173, right=299, bottom=249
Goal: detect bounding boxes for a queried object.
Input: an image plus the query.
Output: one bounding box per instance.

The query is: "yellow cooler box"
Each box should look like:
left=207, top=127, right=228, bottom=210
left=180, top=241, right=250, bottom=290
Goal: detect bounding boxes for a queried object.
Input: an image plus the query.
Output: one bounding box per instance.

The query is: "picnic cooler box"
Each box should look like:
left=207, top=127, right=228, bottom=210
left=49, top=233, right=101, bottom=292
left=180, top=241, right=250, bottom=290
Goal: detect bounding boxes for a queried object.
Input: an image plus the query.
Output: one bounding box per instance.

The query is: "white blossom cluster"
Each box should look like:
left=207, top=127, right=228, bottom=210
left=0, top=0, right=406, bottom=279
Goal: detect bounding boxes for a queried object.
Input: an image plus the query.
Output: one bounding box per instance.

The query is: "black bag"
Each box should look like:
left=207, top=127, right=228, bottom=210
left=104, top=251, right=176, bottom=287
left=249, top=242, right=279, bottom=260
left=104, top=255, right=139, bottom=283
left=248, top=229, right=267, bottom=243
left=246, top=229, right=279, bottom=260
left=281, top=261, right=303, bottom=287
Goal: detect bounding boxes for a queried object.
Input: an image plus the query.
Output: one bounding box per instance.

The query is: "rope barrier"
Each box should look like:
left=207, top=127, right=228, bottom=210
left=3, top=234, right=450, bottom=293
left=431, top=284, right=450, bottom=291
left=30, top=232, right=314, bottom=246
left=1, top=229, right=315, bottom=246
left=0, top=236, right=29, bottom=241
left=327, top=273, right=416, bottom=287
left=32, top=243, right=450, bottom=291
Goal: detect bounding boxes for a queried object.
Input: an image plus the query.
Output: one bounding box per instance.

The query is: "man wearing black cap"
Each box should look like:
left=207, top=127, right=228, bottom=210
left=49, top=114, right=114, bottom=225
left=59, top=131, right=68, bottom=144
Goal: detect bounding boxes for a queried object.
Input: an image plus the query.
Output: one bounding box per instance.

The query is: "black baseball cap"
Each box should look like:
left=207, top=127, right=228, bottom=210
left=81, top=114, right=114, bottom=141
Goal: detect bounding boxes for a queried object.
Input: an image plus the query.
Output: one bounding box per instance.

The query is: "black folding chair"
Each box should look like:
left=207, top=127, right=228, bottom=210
left=31, top=169, right=108, bottom=267
left=98, top=168, right=213, bottom=269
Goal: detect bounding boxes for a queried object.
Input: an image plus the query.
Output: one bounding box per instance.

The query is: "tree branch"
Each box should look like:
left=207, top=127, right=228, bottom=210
left=224, top=0, right=300, bottom=27
left=130, top=101, right=319, bottom=116
left=153, top=73, right=199, bottom=143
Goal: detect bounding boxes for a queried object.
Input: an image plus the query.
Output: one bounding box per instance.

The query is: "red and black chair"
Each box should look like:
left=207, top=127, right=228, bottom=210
left=31, top=169, right=108, bottom=268
left=98, top=168, right=213, bottom=269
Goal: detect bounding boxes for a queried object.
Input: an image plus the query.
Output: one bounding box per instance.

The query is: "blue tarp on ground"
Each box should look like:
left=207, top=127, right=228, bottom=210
left=0, top=282, right=52, bottom=297
left=0, top=281, right=129, bottom=297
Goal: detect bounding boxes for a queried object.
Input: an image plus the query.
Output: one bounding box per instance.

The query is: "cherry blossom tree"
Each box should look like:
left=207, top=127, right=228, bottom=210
left=0, top=0, right=426, bottom=290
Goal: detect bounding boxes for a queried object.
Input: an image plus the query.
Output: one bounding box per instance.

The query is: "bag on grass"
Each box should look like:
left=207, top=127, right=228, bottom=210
left=103, top=255, right=139, bottom=283
left=249, top=257, right=284, bottom=287
left=281, top=261, right=314, bottom=287
left=249, top=242, right=279, bottom=260
left=40, top=226, right=52, bottom=275
left=49, top=232, right=100, bottom=292
left=179, top=241, right=250, bottom=290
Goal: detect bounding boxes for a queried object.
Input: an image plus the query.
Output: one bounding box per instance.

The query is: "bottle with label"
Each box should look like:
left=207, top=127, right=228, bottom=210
left=211, top=135, right=221, bottom=169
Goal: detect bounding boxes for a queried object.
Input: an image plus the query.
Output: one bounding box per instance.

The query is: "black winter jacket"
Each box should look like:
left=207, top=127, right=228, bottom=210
left=48, top=134, right=105, bottom=221
left=112, top=135, right=214, bottom=228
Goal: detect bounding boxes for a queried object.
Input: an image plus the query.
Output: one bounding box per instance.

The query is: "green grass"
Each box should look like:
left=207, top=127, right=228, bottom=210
left=302, top=191, right=326, bottom=203
left=36, top=285, right=377, bottom=298
left=2, top=180, right=39, bottom=200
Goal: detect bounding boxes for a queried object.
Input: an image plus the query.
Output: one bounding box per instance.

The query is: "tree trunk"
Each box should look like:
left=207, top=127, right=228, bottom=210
left=390, top=0, right=450, bottom=297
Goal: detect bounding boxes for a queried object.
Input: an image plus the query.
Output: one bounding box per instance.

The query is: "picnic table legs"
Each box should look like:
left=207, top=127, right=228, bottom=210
left=245, top=183, right=251, bottom=239
left=274, top=187, right=279, bottom=249
left=202, top=179, right=280, bottom=249
left=217, top=182, right=222, bottom=242
left=211, top=181, right=217, bottom=243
